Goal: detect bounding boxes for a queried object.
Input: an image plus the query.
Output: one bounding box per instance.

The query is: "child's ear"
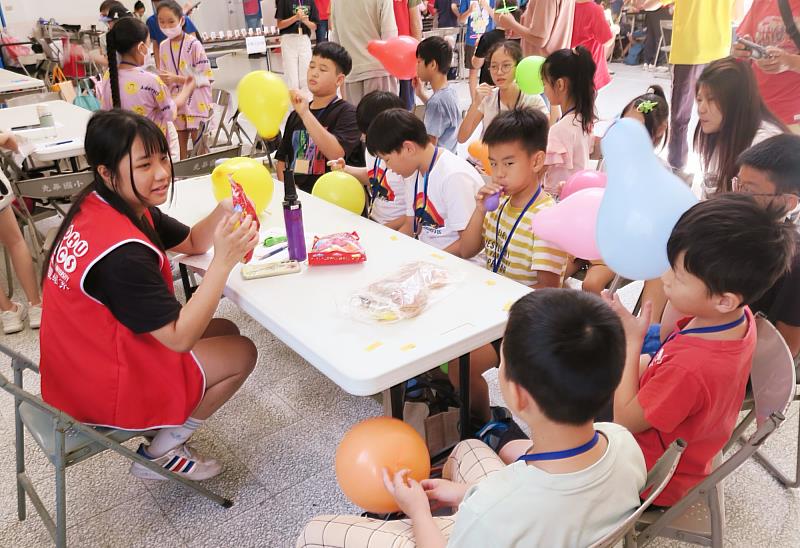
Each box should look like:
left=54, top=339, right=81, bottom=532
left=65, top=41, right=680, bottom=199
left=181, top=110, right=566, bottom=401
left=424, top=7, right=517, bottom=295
left=715, top=292, right=744, bottom=314
left=531, top=150, right=546, bottom=173
left=783, top=194, right=799, bottom=214
left=335, top=72, right=345, bottom=88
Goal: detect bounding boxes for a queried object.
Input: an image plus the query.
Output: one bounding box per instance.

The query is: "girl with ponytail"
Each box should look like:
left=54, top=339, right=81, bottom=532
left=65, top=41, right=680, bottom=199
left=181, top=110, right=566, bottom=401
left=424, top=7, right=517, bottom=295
left=541, top=46, right=597, bottom=198
left=98, top=17, right=195, bottom=140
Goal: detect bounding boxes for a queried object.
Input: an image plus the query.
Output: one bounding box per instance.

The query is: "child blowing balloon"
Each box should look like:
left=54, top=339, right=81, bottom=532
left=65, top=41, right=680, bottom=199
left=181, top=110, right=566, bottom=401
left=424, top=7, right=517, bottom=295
left=156, top=0, right=214, bottom=159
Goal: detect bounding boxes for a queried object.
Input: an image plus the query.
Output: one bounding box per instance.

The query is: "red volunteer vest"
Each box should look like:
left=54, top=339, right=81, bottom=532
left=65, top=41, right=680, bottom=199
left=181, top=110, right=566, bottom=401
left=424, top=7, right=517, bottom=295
left=394, top=0, right=411, bottom=36
left=40, top=193, right=204, bottom=430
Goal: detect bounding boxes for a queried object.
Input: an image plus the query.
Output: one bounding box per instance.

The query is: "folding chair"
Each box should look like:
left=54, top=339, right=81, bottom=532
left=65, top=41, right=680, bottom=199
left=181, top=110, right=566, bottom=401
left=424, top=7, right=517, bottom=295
left=626, top=315, right=796, bottom=547
left=0, top=345, right=232, bottom=548
left=210, top=88, right=234, bottom=148
left=171, top=144, right=241, bottom=180
left=590, top=438, right=686, bottom=548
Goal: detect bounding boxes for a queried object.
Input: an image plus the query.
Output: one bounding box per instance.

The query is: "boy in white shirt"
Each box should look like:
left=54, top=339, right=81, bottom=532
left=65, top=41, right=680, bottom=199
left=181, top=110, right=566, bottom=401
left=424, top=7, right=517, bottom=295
left=296, top=289, right=646, bottom=548
left=366, top=108, right=482, bottom=256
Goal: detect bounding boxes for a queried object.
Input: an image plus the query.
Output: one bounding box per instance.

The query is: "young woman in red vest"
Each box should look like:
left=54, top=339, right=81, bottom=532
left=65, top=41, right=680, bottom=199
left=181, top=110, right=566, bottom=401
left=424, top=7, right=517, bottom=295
left=40, top=109, right=259, bottom=480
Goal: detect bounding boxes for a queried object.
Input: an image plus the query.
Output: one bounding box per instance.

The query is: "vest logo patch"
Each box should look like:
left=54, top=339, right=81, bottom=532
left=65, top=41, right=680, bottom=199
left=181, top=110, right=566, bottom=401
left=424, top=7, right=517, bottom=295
left=48, top=224, right=89, bottom=289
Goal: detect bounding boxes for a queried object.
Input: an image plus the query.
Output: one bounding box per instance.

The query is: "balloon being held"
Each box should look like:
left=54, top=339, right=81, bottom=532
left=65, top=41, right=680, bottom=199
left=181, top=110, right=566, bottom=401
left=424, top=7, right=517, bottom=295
left=531, top=188, right=603, bottom=260
left=596, top=118, right=698, bottom=280
left=335, top=417, right=430, bottom=514
left=212, top=157, right=274, bottom=215
left=312, top=171, right=367, bottom=215
left=367, top=36, right=419, bottom=80
left=236, top=71, right=289, bottom=138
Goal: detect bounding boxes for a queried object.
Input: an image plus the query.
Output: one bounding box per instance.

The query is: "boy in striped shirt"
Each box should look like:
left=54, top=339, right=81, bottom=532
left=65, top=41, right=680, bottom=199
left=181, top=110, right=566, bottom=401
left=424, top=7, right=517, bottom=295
left=454, top=108, right=569, bottom=421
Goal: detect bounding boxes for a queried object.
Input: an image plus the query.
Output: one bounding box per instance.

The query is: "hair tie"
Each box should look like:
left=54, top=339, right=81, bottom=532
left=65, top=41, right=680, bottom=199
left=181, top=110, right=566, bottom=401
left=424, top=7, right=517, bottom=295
left=637, top=100, right=658, bottom=114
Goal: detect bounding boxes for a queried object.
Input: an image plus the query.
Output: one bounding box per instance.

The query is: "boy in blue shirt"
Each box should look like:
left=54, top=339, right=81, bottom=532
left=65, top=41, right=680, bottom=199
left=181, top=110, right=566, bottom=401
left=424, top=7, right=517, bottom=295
left=414, top=36, right=461, bottom=153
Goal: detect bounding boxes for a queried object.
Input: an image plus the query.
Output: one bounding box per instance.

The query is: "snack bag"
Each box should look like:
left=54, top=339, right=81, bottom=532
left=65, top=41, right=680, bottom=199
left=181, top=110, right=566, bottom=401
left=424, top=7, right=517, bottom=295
left=308, top=232, right=367, bottom=266
left=229, top=174, right=261, bottom=263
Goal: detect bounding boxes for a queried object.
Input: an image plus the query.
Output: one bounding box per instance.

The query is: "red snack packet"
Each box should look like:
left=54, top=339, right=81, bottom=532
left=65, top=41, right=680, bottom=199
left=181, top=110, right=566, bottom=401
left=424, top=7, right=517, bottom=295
left=228, top=174, right=261, bottom=263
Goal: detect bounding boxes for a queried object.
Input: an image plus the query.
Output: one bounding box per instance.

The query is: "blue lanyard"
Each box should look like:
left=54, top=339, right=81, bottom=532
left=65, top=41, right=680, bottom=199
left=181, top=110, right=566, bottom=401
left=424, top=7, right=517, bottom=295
left=413, top=147, right=440, bottom=237
left=517, top=431, right=600, bottom=463
left=559, top=106, right=576, bottom=121
left=369, top=155, right=386, bottom=201
left=492, top=186, right=542, bottom=273
left=653, top=314, right=748, bottom=361
left=312, top=98, right=340, bottom=123
left=497, top=88, right=522, bottom=112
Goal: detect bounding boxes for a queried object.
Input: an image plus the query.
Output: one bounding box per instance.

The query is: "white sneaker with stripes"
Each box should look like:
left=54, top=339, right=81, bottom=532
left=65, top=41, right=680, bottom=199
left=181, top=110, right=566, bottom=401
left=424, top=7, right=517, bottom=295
left=129, top=442, right=222, bottom=481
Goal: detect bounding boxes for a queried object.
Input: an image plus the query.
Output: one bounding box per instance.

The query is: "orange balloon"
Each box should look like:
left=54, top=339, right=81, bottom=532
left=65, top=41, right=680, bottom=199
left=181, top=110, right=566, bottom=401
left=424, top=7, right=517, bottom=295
left=468, top=140, right=492, bottom=175
left=335, top=417, right=431, bottom=514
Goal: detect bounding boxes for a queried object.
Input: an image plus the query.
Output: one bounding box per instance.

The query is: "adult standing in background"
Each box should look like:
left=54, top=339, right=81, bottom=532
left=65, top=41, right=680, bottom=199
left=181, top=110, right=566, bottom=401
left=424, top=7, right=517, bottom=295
left=242, top=0, right=263, bottom=30
left=667, top=0, right=734, bottom=177
left=460, top=0, right=495, bottom=99
left=395, top=0, right=424, bottom=109
left=314, top=0, right=331, bottom=43
left=634, top=0, right=672, bottom=70
left=330, top=0, right=399, bottom=105
left=496, top=0, right=575, bottom=57
left=434, top=0, right=459, bottom=28
left=734, top=0, right=800, bottom=134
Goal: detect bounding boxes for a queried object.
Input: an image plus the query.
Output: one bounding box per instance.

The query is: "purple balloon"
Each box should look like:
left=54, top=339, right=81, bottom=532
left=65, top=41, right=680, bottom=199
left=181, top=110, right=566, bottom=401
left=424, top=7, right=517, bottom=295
left=484, top=192, right=500, bottom=212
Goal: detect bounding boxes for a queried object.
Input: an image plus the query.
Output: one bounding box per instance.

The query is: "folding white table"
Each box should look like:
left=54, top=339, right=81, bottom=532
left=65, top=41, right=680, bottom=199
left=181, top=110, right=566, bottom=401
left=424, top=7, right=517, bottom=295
left=163, top=175, right=532, bottom=437
left=0, top=68, right=45, bottom=100
left=0, top=100, right=91, bottom=165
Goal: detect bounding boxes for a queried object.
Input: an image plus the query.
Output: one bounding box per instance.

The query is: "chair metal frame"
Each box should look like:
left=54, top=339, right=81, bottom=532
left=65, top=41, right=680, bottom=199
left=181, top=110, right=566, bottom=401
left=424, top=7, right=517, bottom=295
left=589, top=438, right=686, bottom=548
left=0, top=345, right=232, bottom=548
left=625, top=315, right=797, bottom=547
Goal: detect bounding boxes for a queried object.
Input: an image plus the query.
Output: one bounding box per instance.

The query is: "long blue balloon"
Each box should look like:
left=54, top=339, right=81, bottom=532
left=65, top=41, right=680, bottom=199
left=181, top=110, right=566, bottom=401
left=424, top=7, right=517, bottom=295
left=596, top=118, right=698, bottom=281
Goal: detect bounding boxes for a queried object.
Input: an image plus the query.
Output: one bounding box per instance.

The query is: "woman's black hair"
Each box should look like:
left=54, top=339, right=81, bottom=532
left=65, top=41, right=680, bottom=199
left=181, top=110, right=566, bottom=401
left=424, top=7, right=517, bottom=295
left=542, top=46, right=597, bottom=134
left=42, top=110, right=174, bottom=284
left=485, top=40, right=523, bottom=69
left=622, top=85, right=669, bottom=150
left=134, top=0, right=146, bottom=10
left=106, top=17, right=150, bottom=109
left=694, top=57, right=789, bottom=193
left=156, top=0, right=185, bottom=26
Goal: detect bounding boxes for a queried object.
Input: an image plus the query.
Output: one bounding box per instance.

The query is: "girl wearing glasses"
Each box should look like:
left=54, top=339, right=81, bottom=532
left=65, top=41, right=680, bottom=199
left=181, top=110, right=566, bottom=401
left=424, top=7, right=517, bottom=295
left=457, top=40, right=548, bottom=144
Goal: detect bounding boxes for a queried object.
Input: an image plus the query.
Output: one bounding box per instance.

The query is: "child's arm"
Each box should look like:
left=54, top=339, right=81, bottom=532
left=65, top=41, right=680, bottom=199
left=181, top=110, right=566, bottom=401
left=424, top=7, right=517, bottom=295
left=327, top=158, right=370, bottom=185
left=173, top=76, right=197, bottom=110
left=298, top=7, right=317, bottom=33
left=457, top=1, right=472, bottom=24
left=413, top=77, right=431, bottom=103
left=384, top=470, right=447, bottom=548
left=531, top=271, right=561, bottom=289
left=289, top=91, right=346, bottom=160
left=460, top=181, right=500, bottom=258
left=457, top=83, right=491, bottom=144
left=275, top=160, right=286, bottom=182
left=385, top=216, right=407, bottom=231
left=0, top=132, right=19, bottom=153
left=399, top=216, right=415, bottom=237
left=603, top=291, right=653, bottom=434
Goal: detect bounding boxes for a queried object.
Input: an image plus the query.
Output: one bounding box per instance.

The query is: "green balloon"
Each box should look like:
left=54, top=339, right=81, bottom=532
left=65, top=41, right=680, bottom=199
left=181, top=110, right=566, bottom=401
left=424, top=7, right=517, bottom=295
left=515, top=56, right=546, bottom=95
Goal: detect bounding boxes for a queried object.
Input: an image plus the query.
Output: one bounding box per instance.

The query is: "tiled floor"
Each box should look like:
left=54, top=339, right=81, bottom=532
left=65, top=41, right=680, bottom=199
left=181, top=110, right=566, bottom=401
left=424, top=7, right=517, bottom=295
left=1, top=59, right=798, bottom=547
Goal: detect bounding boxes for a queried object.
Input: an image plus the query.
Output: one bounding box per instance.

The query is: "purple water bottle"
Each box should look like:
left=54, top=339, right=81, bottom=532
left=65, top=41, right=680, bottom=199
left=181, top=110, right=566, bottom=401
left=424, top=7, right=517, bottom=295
left=282, top=169, right=307, bottom=262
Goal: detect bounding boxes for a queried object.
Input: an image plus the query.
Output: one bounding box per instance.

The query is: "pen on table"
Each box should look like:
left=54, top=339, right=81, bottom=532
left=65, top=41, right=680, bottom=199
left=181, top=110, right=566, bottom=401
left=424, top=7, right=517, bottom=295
left=44, top=140, right=73, bottom=147
left=257, top=245, right=288, bottom=261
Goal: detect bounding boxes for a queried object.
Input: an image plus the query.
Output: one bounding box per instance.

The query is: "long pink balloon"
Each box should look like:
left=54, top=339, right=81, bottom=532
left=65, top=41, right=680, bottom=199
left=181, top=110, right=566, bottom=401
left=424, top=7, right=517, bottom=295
left=531, top=188, right=604, bottom=260
left=560, top=170, right=607, bottom=200
left=367, top=36, right=420, bottom=80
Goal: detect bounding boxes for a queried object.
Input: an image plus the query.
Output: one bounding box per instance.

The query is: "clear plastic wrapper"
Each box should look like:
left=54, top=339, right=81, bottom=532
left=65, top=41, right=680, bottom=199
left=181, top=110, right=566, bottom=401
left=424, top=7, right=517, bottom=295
left=344, top=261, right=458, bottom=323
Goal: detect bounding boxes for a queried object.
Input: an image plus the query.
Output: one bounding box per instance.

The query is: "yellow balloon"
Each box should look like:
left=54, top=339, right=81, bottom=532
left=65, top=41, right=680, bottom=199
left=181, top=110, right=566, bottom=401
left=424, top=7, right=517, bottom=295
left=236, top=71, right=290, bottom=138
left=211, top=157, right=274, bottom=214
left=312, top=171, right=366, bottom=215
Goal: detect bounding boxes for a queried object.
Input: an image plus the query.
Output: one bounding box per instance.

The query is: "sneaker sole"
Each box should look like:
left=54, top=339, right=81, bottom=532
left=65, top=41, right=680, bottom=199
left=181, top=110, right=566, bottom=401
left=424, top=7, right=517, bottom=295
left=3, top=324, right=24, bottom=334
left=129, top=462, right=223, bottom=482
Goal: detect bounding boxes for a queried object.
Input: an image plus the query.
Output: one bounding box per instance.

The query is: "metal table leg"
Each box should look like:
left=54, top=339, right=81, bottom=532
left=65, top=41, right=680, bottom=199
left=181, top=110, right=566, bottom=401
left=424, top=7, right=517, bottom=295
left=459, top=353, right=471, bottom=440
left=179, top=263, right=196, bottom=300
left=388, top=383, right=405, bottom=419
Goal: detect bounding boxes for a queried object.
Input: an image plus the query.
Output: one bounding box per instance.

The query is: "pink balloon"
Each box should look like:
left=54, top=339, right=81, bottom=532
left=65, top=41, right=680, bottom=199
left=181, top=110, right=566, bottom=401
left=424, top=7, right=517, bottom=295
left=367, top=36, right=420, bottom=80
left=531, top=188, right=604, bottom=260
left=560, top=170, right=607, bottom=200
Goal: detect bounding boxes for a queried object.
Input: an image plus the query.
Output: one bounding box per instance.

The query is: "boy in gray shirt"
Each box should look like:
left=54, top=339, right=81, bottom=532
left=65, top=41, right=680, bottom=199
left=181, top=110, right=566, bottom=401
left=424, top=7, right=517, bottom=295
left=414, top=36, right=461, bottom=153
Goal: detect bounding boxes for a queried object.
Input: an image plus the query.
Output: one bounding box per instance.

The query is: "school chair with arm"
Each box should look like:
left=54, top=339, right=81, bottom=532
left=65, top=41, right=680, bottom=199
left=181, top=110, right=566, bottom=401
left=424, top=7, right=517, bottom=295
left=625, top=315, right=796, bottom=548
left=0, top=345, right=232, bottom=548
left=589, top=438, right=686, bottom=548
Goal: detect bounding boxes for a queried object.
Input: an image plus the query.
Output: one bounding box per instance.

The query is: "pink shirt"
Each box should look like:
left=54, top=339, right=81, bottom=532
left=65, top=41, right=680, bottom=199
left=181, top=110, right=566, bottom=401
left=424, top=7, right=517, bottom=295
left=159, top=34, right=214, bottom=129
left=97, top=66, right=176, bottom=134
left=520, top=0, right=576, bottom=56
left=544, top=111, right=591, bottom=196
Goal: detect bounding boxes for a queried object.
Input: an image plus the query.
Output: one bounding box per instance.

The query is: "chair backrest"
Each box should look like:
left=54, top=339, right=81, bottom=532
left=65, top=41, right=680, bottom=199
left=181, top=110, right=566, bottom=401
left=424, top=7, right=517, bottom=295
left=6, top=91, right=61, bottom=107
left=171, top=144, right=241, bottom=179
left=12, top=170, right=94, bottom=201
left=589, top=439, right=686, bottom=548
left=751, top=315, right=797, bottom=425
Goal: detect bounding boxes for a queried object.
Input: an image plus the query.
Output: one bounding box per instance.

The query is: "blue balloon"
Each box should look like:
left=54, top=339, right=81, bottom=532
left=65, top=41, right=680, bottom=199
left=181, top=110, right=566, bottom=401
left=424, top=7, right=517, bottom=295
left=596, top=118, right=698, bottom=281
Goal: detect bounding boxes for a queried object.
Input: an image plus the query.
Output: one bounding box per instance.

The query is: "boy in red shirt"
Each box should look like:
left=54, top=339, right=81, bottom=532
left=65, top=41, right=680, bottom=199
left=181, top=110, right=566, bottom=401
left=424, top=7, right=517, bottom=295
left=604, top=194, right=796, bottom=506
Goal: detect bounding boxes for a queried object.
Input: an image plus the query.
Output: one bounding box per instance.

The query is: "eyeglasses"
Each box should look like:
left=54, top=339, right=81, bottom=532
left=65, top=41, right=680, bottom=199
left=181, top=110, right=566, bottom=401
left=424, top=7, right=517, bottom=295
left=731, top=176, right=780, bottom=197
left=489, top=63, right=515, bottom=74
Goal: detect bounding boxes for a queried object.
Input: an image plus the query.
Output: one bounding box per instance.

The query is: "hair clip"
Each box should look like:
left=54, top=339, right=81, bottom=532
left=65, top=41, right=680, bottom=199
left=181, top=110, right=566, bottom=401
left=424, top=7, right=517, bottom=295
left=637, top=100, right=658, bottom=114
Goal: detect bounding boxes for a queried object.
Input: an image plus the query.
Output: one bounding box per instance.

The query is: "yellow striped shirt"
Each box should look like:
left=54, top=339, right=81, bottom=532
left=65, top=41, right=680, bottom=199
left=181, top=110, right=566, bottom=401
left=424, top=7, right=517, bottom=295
left=482, top=191, right=569, bottom=286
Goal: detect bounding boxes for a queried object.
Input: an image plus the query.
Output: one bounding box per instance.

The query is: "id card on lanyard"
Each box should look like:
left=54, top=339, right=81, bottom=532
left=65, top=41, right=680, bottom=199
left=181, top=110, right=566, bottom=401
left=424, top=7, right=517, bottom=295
left=413, top=147, right=440, bottom=237
left=294, top=98, right=340, bottom=175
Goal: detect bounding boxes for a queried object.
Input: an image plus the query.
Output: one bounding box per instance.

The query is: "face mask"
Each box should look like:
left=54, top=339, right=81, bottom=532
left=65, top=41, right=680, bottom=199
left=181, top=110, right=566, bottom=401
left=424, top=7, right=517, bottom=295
left=160, top=23, right=184, bottom=40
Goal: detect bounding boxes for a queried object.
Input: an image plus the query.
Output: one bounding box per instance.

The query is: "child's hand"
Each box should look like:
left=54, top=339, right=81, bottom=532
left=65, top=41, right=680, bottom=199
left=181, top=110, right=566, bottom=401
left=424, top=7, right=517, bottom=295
left=420, top=478, right=469, bottom=510
left=0, top=132, right=19, bottom=153
left=290, top=90, right=310, bottom=116
left=382, top=469, right=431, bottom=520
left=475, top=181, right=503, bottom=212
left=602, top=290, right=652, bottom=346
left=326, top=158, right=346, bottom=171
left=732, top=36, right=752, bottom=60
left=184, top=75, right=196, bottom=92
left=475, top=83, right=494, bottom=102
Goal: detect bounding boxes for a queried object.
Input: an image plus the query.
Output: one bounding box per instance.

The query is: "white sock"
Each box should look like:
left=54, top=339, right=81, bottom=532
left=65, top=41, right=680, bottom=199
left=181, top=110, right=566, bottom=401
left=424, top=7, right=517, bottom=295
left=146, top=417, right=204, bottom=458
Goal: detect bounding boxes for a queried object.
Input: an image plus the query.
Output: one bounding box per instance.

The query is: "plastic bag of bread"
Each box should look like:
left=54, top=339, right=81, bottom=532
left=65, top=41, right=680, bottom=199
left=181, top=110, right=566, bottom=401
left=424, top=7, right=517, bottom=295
left=345, top=262, right=455, bottom=323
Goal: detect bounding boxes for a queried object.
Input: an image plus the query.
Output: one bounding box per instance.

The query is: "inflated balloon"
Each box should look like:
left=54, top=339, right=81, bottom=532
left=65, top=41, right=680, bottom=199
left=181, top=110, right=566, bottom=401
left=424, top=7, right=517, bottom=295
left=596, top=118, right=698, bottom=280
left=211, top=157, right=274, bottom=214
left=312, top=171, right=367, bottom=214
left=367, top=36, right=420, bottom=80
left=515, top=56, right=546, bottom=95
left=335, top=417, right=431, bottom=514
left=467, top=140, right=492, bottom=175
left=236, top=70, right=290, bottom=138
left=532, top=188, right=604, bottom=260
left=484, top=192, right=500, bottom=212
left=560, top=170, right=607, bottom=200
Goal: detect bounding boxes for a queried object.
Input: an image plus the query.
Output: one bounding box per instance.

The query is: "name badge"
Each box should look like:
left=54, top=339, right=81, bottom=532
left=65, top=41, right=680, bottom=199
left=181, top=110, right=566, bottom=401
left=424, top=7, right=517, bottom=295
left=294, top=158, right=311, bottom=174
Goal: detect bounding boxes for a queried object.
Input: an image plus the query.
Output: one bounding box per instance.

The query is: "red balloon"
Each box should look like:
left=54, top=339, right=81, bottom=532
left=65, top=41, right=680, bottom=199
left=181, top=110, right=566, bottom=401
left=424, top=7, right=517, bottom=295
left=367, top=36, right=420, bottom=80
